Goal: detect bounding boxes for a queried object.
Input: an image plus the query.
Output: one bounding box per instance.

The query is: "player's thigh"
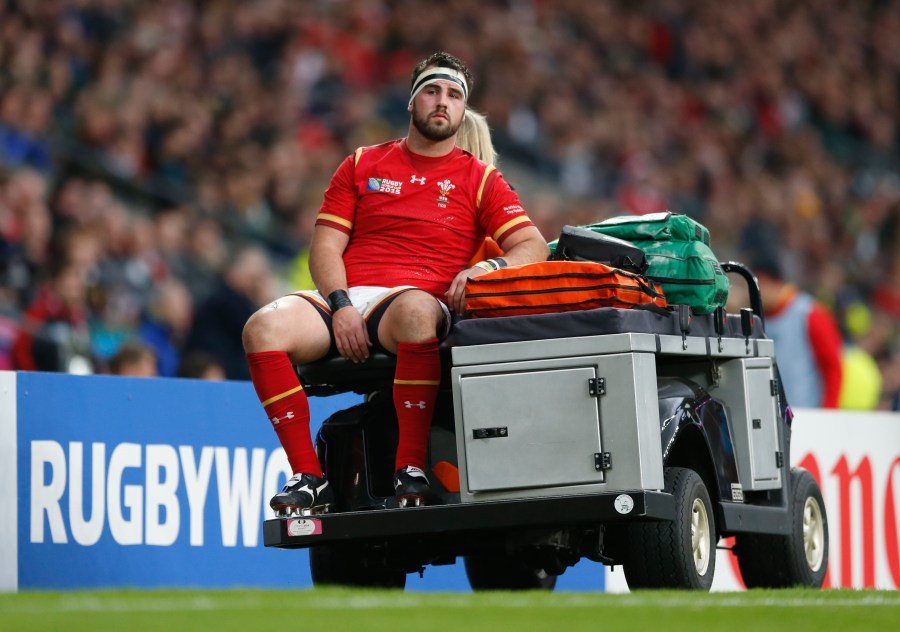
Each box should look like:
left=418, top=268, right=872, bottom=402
left=242, top=294, right=332, bottom=363
left=377, top=290, right=445, bottom=352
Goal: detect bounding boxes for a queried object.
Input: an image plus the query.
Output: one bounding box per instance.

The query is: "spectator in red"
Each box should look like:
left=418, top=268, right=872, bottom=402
left=872, top=254, right=900, bottom=319
left=754, top=252, right=843, bottom=409
left=12, top=256, right=93, bottom=373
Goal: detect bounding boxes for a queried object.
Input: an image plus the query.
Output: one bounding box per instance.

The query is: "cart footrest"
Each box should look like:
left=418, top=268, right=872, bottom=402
left=264, top=490, right=675, bottom=549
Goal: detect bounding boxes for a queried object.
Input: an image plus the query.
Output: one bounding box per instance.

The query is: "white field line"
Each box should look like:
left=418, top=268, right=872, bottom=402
left=3, top=592, right=900, bottom=614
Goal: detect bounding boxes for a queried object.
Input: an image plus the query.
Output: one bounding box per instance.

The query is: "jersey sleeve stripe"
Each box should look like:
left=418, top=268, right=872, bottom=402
left=353, top=146, right=364, bottom=166
left=492, top=215, right=531, bottom=242
left=475, top=164, right=496, bottom=209
left=316, top=213, right=353, bottom=231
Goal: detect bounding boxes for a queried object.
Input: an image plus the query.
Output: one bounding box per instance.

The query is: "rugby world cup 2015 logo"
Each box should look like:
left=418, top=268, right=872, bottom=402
left=367, top=177, right=403, bottom=194
left=437, top=179, right=455, bottom=204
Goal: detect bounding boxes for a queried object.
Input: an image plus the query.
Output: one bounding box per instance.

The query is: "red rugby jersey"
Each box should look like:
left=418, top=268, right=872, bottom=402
left=316, top=139, right=534, bottom=299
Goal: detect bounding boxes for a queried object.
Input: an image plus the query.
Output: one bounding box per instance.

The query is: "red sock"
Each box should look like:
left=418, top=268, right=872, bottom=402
left=247, top=351, right=322, bottom=477
left=393, top=338, right=441, bottom=471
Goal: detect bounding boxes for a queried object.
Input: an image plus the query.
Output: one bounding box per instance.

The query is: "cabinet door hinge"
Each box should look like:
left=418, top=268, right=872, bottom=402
left=594, top=452, right=612, bottom=471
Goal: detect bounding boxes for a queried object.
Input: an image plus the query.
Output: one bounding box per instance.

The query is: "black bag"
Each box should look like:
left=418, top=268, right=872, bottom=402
left=550, top=225, right=649, bottom=274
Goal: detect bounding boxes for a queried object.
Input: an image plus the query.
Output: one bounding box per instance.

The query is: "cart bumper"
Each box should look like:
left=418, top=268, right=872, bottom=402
left=264, top=490, right=675, bottom=549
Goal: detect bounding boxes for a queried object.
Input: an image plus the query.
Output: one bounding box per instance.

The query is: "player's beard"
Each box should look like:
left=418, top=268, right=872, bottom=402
left=412, top=107, right=461, bottom=141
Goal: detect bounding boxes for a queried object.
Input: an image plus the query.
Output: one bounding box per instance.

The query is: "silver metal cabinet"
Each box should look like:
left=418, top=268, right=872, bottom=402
left=709, top=357, right=782, bottom=490
left=451, top=335, right=665, bottom=503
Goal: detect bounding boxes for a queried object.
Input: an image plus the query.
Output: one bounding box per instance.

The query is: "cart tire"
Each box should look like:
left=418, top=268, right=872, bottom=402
left=464, top=553, right=557, bottom=591
left=735, top=467, right=828, bottom=588
left=621, top=467, right=716, bottom=590
left=309, top=544, right=407, bottom=589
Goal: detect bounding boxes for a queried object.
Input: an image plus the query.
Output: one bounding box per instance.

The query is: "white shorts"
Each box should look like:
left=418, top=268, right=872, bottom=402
left=293, top=286, right=452, bottom=339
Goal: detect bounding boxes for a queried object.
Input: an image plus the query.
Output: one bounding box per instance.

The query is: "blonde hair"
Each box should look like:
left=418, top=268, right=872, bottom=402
left=457, top=108, right=497, bottom=166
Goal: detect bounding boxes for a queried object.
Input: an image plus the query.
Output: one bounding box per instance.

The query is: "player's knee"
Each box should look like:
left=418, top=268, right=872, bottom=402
left=392, top=295, right=442, bottom=339
left=242, top=307, right=283, bottom=353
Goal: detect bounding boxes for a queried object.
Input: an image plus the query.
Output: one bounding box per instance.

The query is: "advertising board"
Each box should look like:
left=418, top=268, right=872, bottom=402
left=2, top=372, right=898, bottom=592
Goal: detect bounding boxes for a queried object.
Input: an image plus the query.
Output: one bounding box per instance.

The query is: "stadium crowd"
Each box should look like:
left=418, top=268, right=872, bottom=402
left=0, top=0, right=898, bottom=409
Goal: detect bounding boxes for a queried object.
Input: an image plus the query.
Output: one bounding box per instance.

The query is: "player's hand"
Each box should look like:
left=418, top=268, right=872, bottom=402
left=332, top=306, right=372, bottom=363
left=445, top=266, right=489, bottom=315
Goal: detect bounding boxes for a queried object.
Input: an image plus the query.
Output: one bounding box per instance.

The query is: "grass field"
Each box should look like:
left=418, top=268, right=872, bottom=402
left=1, top=588, right=898, bottom=632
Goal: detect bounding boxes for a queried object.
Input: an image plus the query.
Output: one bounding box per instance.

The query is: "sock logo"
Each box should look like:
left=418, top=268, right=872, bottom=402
left=271, top=411, right=295, bottom=425
left=403, top=401, right=427, bottom=409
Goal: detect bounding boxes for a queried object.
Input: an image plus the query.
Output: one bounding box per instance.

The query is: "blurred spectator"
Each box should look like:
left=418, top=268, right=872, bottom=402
left=872, top=254, right=900, bottom=320
left=754, top=251, right=843, bottom=409
left=0, top=0, right=897, bottom=393
left=0, top=168, right=52, bottom=307
left=0, top=86, right=53, bottom=172
left=178, top=350, right=227, bottom=381
left=138, top=278, right=193, bottom=377
left=108, top=340, right=158, bottom=377
left=878, top=350, right=900, bottom=412
left=0, top=312, right=15, bottom=370
left=833, top=292, right=884, bottom=410
left=12, top=258, right=93, bottom=374
left=839, top=345, right=882, bottom=411
left=183, top=244, right=276, bottom=380
left=180, top=215, right=230, bottom=303
left=89, top=283, right=142, bottom=365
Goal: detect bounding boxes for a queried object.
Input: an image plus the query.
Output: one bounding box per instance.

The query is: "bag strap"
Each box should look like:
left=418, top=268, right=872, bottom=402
left=633, top=303, right=671, bottom=317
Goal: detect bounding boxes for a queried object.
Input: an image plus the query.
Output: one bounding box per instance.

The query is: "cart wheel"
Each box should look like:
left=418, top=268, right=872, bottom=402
left=309, top=544, right=407, bottom=589
left=464, top=553, right=557, bottom=591
left=621, top=467, right=716, bottom=590
left=735, top=467, right=828, bottom=588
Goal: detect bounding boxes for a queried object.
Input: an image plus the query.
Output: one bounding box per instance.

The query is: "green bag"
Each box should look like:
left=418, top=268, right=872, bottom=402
left=636, top=239, right=729, bottom=314
left=587, top=211, right=710, bottom=246
left=547, top=212, right=728, bottom=314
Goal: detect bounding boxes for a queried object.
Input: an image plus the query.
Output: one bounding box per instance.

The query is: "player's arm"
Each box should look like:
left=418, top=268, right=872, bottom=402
left=309, top=224, right=350, bottom=299
left=445, top=226, right=549, bottom=315
left=309, top=225, right=372, bottom=363
left=495, top=225, right=550, bottom=267
left=310, top=151, right=373, bottom=363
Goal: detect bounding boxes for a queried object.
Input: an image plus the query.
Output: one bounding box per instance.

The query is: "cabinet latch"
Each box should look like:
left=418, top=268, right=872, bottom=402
left=473, top=427, right=508, bottom=439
